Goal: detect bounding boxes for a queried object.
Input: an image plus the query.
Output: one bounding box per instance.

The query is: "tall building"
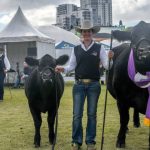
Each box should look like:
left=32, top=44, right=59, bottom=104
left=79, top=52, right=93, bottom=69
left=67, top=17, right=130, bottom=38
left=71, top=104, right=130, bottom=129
left=80, top=0, right=99, bottom=25
left=72, top=8, right=93, bottom=26
left=56, top=4, right=78, bottom=30
left=98, top=0, right=112, bottom=26
left=80, top=0, right=112, bottom=26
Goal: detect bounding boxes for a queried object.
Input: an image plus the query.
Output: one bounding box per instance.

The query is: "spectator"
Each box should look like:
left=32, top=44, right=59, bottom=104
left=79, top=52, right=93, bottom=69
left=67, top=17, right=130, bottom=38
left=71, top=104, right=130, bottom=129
left=0, top=47, right=10, bottom=101
left=13, top=62, right=21, bottom=88
left=21, top=61, right=31, bottom=81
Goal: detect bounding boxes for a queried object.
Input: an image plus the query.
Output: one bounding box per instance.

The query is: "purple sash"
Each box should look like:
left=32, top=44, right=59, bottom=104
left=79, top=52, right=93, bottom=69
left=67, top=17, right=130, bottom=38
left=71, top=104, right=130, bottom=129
left=128, top=48, right=150, bottom=119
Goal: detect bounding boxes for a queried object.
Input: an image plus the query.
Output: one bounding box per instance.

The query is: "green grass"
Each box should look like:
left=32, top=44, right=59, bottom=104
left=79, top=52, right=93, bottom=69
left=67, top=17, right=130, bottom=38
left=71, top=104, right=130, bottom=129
left=0, top=84, right=149, bottom=150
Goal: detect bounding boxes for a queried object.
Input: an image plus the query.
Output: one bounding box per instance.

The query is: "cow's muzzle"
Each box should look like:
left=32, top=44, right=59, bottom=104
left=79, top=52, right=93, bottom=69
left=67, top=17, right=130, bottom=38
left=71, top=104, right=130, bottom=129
left=134, top=38, right=150, bottom=60
left=40, top=67, right=54, bottom=82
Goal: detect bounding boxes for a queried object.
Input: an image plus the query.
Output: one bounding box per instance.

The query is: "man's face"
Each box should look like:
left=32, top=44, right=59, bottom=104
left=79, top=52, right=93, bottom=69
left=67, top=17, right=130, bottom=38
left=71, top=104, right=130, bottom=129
left=81, top=29, right=93, bottom=41
left=23, top=62, right=28, bottom=68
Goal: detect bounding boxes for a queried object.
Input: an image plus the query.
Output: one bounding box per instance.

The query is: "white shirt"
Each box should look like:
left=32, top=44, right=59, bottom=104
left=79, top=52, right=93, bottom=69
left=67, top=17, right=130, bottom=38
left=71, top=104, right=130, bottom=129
left=64, top=41, right=112, bottom=74
left=4, top=55, right=11, bottom=71
left=0, top=53, right=11, bottom=71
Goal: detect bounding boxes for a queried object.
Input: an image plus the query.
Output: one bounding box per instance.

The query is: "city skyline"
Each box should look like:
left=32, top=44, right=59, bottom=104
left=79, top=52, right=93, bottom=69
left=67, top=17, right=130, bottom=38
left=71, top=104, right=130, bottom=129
left=0, top=0, right=150, bottom=31
left=80, top=0, right=112, bottom=26
left=55, top=0, right=112, bottom=30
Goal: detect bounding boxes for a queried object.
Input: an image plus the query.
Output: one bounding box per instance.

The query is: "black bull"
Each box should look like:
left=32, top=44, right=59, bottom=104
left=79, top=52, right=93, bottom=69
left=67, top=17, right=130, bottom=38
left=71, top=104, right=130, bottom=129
left=24, top=54, right=68, bottom=148
left=107, top=21, right=150, bottom=148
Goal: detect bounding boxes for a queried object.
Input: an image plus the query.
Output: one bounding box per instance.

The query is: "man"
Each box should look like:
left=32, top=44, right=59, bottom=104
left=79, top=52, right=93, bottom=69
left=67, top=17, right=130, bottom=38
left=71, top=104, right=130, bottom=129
left=13, top=62, right=21, bottom=88
left=21, top=61, right=31, bottom=81
left=55, top=20, right=114, bottom=150
left=0, top=47, right=10, bottom=101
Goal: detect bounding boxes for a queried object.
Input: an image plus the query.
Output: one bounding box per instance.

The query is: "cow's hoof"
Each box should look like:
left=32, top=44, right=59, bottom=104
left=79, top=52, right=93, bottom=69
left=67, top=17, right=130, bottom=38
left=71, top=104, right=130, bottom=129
left=116, top=140, right=125, bottom=148
left=49, top=139, right=54, bottom=145
left=34, top=143, right=40, bottom=148
left=49, top=141, right=53, bottom=145
left=49, top=133, right=55, bottom=145
left=34, top=141, right=40, bottom=148
left=134, top=123, right=140, bottom=128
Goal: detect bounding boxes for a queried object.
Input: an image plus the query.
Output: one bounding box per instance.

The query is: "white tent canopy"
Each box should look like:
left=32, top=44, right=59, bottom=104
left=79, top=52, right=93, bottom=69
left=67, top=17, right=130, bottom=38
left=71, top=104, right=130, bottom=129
left=38, top=25, right=80, bottom=46
left=0, top=7, right=55, bottom=83
left=0, top=7, right=54, bottom=43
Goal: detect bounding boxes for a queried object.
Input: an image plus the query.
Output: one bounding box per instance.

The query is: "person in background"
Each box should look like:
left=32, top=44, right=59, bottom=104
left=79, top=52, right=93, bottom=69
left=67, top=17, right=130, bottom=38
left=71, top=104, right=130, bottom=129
left=0, top=47, right=10, bottom=101
left=13, top=62, right=21, bottom=88
left=55, top=20, right=114, bottom=150
left=21, top=61, right=31, bottom=81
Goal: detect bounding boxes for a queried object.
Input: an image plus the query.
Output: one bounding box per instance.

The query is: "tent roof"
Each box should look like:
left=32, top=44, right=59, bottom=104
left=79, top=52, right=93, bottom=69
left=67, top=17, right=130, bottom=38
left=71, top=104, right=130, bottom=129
left=38, top=25, right=80, bottom=46
left=0, top=7, right=54, bottom=43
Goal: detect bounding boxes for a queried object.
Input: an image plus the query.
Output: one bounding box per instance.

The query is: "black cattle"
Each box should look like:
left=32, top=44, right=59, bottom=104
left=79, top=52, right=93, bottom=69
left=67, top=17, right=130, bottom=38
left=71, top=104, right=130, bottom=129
left=107, top=21, right=150, bottom=148
left=24, top=54, right=68, bottom=148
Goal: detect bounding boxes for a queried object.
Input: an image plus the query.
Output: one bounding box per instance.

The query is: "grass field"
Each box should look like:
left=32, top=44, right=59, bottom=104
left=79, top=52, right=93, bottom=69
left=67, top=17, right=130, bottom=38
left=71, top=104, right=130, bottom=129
left=0, top=83, right=149, bottom=150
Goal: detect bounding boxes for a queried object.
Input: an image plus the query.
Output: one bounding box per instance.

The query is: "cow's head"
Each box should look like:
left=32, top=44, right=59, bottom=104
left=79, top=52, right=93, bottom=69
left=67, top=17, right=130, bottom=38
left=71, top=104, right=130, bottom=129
left=113, top=21, right=150, bottom=59
left=25, top=54, right=69, bottom=84
left=113, top=21, right=150, bottom=73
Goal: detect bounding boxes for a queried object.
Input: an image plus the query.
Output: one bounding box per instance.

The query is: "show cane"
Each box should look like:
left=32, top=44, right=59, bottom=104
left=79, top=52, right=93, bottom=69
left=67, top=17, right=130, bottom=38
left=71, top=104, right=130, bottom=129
left=100, top=30, right=113, bottom=150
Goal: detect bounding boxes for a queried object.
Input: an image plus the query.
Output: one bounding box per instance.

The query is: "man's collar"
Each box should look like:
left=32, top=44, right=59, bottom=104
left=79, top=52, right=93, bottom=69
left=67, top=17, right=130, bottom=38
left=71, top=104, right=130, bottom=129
left=80, top=40, right=95, bottom=51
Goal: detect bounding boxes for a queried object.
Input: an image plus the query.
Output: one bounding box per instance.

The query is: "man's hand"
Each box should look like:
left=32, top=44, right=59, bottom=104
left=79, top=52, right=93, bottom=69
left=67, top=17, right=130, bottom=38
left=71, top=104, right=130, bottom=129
left=55, top=66, right=64, bottom=73
left=108, top=50, right=114, bottom=59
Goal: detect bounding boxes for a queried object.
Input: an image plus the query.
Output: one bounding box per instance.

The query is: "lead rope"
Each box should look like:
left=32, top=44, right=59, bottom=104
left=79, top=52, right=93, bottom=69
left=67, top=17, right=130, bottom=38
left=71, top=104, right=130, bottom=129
left=100, top=30, right=113, bottom=150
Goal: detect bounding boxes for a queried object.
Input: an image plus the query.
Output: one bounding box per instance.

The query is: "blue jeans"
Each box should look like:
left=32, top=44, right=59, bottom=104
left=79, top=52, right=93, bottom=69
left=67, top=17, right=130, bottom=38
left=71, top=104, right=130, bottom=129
left=72, top=81, right=101, bottom=145
left=0, top=73, right=5, bottom=100
left=14, top=77, right=20, bottom=88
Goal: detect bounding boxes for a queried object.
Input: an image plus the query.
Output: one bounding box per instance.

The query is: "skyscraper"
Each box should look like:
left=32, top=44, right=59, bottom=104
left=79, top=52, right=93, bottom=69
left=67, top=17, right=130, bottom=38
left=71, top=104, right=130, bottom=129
left=98, top=0, right=112, bottom=26
left=80, top=0, right=112, bottom=26
left=56, top=4, right=78, bottom=30
left=56, top=4, right=93, bottom=30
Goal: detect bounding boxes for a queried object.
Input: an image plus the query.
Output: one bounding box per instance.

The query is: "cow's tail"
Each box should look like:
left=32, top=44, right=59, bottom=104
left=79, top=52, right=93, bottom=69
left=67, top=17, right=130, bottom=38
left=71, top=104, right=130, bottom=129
left=51, top=73, right=59, bottom=150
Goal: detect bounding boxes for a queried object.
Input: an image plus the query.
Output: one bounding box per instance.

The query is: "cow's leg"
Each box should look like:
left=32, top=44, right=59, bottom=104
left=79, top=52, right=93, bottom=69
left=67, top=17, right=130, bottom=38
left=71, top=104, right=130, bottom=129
left=116, top=102, right=129, bottom=148
left=29, top=105, right=42, bottom=148
left=133, top=108, right=140, bottom=128
left=48, top=110, right=56, bottom=145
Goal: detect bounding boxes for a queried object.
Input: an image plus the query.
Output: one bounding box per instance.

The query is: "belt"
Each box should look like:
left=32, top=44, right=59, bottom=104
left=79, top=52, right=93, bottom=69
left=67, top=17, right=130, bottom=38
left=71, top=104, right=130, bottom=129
left=76, top=79, right=98, bottom=84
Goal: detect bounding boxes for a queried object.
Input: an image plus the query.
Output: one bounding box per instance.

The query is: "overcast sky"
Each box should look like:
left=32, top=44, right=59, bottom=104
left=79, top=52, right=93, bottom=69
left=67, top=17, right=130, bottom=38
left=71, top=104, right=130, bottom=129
left=0, top=0, right=150, bottom=31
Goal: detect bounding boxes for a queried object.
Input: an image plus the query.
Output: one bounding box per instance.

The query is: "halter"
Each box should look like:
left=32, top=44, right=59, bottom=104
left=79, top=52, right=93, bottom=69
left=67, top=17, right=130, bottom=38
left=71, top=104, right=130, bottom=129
left=128, top=38, right=150, bottom=120
left=39, top=66, right=55, bottom=82
left=132, top=38, right=150, bottom=60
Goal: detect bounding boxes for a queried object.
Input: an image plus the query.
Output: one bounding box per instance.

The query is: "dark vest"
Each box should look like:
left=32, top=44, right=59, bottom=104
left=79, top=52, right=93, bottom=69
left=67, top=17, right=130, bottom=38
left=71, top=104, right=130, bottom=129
left=74, top=43, right=101, bottom=80
left=0, top=55, right=5, bottom=73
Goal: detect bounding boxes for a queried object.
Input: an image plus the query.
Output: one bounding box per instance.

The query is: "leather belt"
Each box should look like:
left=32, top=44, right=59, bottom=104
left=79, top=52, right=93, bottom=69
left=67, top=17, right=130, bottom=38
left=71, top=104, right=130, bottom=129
left=76, top=79, right=98, bottom=84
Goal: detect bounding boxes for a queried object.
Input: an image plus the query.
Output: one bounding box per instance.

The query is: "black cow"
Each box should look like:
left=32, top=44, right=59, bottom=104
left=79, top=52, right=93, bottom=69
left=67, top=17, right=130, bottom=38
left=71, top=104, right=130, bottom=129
left=24, top=54, right=68, bottom=148
left=107, top=21, right=150, bottom=148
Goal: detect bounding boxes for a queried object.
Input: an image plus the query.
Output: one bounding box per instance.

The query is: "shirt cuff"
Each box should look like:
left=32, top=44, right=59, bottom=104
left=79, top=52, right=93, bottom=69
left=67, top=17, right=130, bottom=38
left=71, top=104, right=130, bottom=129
left=63, top=67, right=68, bottom=74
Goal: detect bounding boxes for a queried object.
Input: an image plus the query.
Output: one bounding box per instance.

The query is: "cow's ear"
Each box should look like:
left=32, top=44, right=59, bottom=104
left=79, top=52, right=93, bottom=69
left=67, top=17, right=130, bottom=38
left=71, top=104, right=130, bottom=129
left=25, top=57, right=39, bottom=66
left=56, top=55, right=69, bottom=65
left=112, top=30, right=131, bottom=42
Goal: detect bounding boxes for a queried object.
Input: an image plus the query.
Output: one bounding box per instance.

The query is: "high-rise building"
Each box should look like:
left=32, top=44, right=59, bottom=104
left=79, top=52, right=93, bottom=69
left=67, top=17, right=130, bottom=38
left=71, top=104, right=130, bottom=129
left=80, top=0, right=99, bottom=25
left=98, top=0, right=112, bottom=26
left=56, top=4, right=78, bottom=30
left=56, top=4, right=93, bottom=30
left=80, top=0, right=112, bottom=26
